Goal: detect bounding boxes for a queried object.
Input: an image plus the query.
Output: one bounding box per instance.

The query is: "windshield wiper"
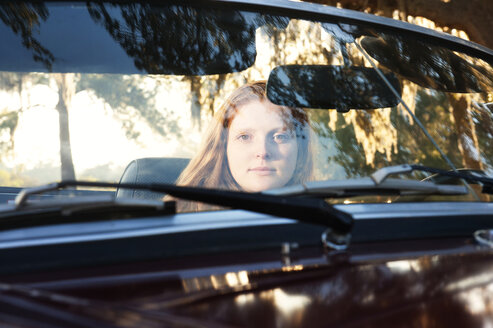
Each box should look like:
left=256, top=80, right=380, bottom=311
left=264, top=173, right=468, bottom=197
left=9, top=180, right=353, bottom=233
left=0, top=193, right=174, bottom=231
left=372, top=164, right=493, bottom=194
left=265, top=164, right=493, bottom=197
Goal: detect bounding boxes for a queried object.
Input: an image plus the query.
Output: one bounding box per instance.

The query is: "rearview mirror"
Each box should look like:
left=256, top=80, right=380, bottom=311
left=266, top=65, right=401, bottom=111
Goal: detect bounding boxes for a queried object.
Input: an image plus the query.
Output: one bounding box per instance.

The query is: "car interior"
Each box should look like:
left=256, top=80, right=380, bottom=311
left=116, top=157, right=190, bottom=200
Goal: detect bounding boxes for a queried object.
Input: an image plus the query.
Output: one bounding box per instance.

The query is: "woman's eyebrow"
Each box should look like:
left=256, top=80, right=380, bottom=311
left=270, top=126, right=291, bottom=133
left=229, top=127, right=255, bottom=134
left=229, top=125, right=288, bottom=134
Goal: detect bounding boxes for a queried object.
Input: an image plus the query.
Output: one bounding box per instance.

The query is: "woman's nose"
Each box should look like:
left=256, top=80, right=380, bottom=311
left=256, top=151, right=270, bottom=159
left=255, top=137, right=271, bottom=159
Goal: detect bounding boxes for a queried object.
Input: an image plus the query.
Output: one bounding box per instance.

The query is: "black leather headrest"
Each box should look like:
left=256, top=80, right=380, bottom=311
left=116, top=157, right=190, bottom=200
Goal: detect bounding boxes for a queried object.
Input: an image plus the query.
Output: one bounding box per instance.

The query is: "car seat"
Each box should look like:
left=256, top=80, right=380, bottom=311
left=116, top=157, right=190, bottom=200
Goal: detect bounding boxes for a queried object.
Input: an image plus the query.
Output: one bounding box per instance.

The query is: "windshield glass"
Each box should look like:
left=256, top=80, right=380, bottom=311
left=1, top=2, right=493, bottom=210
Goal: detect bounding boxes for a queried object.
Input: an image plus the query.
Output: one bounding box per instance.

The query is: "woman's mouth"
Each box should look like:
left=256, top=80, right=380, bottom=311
left=249, top=167, right=276, bottom=176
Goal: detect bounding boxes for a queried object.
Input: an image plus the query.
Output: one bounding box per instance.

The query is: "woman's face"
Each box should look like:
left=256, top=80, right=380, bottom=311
left=226, top=100, right=298, bottom=192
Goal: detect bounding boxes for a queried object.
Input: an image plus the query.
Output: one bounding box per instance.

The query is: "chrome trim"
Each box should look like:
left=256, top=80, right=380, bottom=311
left=474, top=230, right=493, bottom=248
left=321, top=228, right=350, bottom=251
left=371, top=165, right=413, bottom=184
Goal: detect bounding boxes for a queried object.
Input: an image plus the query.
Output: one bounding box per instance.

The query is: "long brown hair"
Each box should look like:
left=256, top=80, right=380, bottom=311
left=173, top=81, right=313, bottom=212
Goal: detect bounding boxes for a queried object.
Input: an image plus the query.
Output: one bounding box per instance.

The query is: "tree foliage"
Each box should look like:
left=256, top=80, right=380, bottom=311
left=306, top=0, right=493, bottom=49
left=0, top=3, right=54, bottom=69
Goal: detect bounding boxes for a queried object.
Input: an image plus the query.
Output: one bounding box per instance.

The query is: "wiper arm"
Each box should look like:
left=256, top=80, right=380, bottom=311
left=371, top=164, right=493, bottom=194
left=0, top=192, right=173, bottom=231
left=13, top=180, right=353, bottom=234
left=264, top=177, right=467, bottom=197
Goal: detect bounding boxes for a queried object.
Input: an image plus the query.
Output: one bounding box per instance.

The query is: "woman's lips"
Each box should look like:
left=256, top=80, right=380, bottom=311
left=249, top=167, right=275, bottom=176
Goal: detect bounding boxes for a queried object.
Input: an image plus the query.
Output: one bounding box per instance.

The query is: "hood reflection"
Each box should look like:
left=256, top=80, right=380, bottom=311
left=182, top=270, right=250, bottom=293
left=231, top=288, right=311, bottom=327
left=456, top=284, right=493, bottom=316
left=167, top=252, right=493, bottom=327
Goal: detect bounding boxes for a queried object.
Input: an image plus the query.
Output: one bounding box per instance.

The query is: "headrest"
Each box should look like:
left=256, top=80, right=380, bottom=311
left=116, top=157, right=190, bottom=200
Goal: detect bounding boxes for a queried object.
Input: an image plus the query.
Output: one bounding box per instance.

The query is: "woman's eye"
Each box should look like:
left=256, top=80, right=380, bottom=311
left=273, top=133, right=290, bottom=143
left=237, top=134, right=251, bottom=141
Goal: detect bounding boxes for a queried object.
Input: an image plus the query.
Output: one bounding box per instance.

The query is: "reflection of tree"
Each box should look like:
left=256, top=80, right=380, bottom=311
left=393, top=90, right=465, bottom=169
left=77, top=74, right=180, bottom=140
left=471, top=102, right=493, bottom=170
left=449, top=94, right=483, bottom=170
left=0, top=3, right=182, bottom=180
left=187, top=76, right=203, bottom=127
left=1, top=4, right=186, bottom=182
left=304, top=32, right=492, bottom=177
left=302, top=0, right=493, bottom=177
left=0, top=111, right=18, bottom=153
left=310, top=87, right=481, bottom=178
left=0, top=72, right=48, bottom=159
left=0, top=4, right=78, bottom=180
left=356, top=33, right=492, bottom=174
left=0, top=73, right=23, bottom=157
left=0, top=3, right=54, bottom=70
left=86, top=3, right=258, bottom=124
left=86, top=3, right=255, bottom=75
left=54, top=73, right=76, bottom=180
left=308, top=0, right=493, bottom=50
left=360, top=34, right=493, bottom=93
left=0, top=2, right=53, bottom=159
left=0, top=72, right=76, bottom=181
left=173, top=254, right=482, bottom=327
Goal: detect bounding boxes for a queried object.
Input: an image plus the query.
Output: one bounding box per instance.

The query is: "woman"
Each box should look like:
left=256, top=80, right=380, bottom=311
left=173, top=81, right=313, bottom=212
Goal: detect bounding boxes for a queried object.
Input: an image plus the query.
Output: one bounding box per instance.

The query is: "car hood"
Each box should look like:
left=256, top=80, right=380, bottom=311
left=2, top=238, right=493, bottom=327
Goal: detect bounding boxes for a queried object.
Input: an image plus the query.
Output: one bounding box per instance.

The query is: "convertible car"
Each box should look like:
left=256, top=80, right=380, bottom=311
left=1, top=0, right=493, bottom=327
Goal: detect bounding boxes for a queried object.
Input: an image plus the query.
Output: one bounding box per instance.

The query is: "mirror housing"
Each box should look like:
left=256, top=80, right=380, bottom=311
left=360, top=35, right=493, bottom=93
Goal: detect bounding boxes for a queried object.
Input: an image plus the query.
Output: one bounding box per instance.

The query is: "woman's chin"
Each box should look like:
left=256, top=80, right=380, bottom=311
left=242, top=178, right=287, bottom=192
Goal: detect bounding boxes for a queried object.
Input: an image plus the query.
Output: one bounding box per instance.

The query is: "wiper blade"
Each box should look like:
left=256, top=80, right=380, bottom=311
left=13, top=180, right=354, bottom=233
left=264, top=177, right=467, bottom=197
left=0, top=193, right=173, bottom=231
left=10, top=193, right=165, bottom=211
left=372, top=164, right=493, bottom=194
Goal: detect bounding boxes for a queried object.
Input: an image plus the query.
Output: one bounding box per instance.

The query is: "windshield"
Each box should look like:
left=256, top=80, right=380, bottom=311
left=1, top=1, right=493, bottom=210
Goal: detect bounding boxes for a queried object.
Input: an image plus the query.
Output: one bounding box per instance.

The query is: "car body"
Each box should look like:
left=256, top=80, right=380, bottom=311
left=1, top=0, right=493, bottom=327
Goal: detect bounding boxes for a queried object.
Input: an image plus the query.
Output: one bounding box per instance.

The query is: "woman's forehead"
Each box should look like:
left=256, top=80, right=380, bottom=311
left=229, top=100, right=292, bottom=130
